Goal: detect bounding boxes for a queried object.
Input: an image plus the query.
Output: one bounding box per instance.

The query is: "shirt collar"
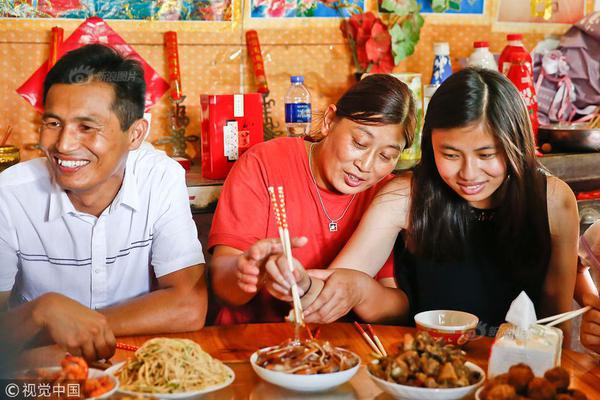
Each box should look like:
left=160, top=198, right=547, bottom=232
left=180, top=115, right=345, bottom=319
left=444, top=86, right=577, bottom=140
left=110, top=160, right=140, bottom=213
left=47, top=175, right=76, bottom=221
left=46, top=155, right=140, bottom=221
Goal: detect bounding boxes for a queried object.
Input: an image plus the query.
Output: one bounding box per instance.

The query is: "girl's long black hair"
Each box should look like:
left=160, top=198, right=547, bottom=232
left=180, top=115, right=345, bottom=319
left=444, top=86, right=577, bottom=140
left=407, top=68, right=549, bottom=279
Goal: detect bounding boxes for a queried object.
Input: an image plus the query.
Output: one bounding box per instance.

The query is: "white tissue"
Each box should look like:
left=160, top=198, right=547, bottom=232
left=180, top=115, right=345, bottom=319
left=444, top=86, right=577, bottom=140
left=505, top=291, right=538, bottom=332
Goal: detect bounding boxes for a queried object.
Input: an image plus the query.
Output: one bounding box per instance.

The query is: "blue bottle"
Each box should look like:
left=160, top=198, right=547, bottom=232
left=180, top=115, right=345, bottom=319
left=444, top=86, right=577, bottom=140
left=431, top=42, right=452, bottom=85
left=284, top=76, right=312, bottom=137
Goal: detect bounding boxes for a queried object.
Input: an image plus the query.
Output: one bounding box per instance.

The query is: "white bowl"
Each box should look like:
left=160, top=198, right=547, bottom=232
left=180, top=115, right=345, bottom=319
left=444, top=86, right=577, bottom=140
left=250, top=348, right=360, bottom=392
left=414, top=310, right=479, bottom=346
left=367, top=361, right=485, bottom=400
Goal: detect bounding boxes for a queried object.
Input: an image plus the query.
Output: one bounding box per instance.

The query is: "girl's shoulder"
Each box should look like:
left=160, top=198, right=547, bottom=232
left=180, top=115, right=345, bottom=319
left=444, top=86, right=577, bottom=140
left=546, top=175, right=577, bottom=212
left=370, top=172, right=412, bottom=225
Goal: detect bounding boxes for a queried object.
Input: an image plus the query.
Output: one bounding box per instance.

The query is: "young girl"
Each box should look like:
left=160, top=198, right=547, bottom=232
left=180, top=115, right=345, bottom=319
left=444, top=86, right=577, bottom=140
left=268, top=68, right=579, bottom=333
left=208, top=74, right=416, bottom=324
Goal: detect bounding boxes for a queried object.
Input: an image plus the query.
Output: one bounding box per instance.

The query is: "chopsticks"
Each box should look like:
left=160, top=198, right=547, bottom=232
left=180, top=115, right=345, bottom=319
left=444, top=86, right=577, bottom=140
left=354, top=322, right=387, bottom=356
left=268, top=186, right=304, bottom=326
left=536, top=306, right=592, bottom=327
left=116, top=342, right=139, bottom=352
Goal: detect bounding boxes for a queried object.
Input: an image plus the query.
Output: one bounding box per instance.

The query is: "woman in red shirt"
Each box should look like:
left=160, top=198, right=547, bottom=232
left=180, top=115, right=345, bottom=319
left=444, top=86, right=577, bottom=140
left=208, top=74, right=417, bottom=324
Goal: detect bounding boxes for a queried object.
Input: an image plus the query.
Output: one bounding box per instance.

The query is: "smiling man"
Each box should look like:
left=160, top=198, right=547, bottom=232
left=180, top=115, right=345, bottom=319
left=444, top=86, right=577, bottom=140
left=0, top=44, right=206, bottom=363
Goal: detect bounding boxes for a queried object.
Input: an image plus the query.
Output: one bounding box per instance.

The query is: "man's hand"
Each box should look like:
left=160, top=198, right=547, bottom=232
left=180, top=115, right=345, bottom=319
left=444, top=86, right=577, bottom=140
left=302, top=269, right=368, bottom=324
left=237, top=236, right=308, bottom=293
left=580, top=293, right=600, bottom=354
left=32, top=293, right=115, bottom=361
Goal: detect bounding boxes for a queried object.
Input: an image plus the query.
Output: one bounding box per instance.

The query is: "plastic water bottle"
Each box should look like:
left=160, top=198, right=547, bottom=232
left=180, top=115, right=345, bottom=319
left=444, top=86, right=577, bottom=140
left=285, top=76, right=311, bottom=137
left=468, top=41, right=497, bottom=70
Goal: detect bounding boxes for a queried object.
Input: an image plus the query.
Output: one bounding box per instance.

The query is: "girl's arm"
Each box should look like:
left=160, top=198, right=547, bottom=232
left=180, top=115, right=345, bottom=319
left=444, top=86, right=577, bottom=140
left=302, top=175, right=412, bottom=324
left=330, top=174, right=412, bottom=274
left=542, top=176, right=579, bottom=340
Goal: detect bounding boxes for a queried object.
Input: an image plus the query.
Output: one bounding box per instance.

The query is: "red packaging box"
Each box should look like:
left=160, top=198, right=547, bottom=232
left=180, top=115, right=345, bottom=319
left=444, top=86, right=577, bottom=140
left=200, top=93, right=264, bottom=180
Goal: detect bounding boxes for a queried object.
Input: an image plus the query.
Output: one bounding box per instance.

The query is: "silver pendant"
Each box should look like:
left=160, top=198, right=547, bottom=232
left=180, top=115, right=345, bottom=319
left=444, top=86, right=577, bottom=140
left=329, top=222, right=338, bottom=232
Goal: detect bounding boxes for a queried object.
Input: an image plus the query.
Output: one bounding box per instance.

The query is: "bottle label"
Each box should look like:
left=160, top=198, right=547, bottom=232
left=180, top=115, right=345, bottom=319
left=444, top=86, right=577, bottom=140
left=285, top=103, right=311, bottom=123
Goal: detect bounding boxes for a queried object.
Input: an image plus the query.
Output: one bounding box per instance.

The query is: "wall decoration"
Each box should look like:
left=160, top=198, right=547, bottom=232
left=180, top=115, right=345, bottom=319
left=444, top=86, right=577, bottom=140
left=0, top=0, right=233, bottom=21
left=251, top=0, right=363, bottom=18
left=497, top=0, right=585, bottom=24
left=418, top=0, right=485, bottom=15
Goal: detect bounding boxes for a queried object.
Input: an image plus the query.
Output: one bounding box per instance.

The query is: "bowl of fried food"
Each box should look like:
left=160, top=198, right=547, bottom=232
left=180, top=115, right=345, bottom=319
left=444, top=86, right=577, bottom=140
left=367, top=331, right=484, bottom=400
left=476, top=363, right=588, bottom=400
left=251, top=338, right=360, bottom=392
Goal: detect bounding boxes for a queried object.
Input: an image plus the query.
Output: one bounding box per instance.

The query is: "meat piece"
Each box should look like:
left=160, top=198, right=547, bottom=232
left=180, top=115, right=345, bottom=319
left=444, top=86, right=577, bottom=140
left=508, top=363, right=535, bottom=393
left=527, top=377, right=556, bottom=400
left=486, top=383, right=517, bottom=400
left=544, top=366, right=570, bottom=392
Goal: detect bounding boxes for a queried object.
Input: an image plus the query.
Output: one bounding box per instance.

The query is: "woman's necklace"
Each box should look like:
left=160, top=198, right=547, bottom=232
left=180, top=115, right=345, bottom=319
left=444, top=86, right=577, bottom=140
left=308, top=142, right=356, bottom=232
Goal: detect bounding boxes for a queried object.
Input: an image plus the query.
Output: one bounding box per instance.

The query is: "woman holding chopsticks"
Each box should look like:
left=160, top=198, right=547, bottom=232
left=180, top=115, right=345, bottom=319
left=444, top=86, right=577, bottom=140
left=267, top=68, right=583, bottom=338
left=207, top=74, right=417, bottom=324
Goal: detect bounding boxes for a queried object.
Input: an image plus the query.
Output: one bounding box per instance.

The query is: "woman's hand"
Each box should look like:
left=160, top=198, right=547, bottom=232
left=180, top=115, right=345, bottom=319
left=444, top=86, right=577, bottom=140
left=237, top=236, right=308, bottom=294
left=302, top=269, right=368, bottom=324
left=264, top=251, right=311, bottom=302
left=580, top=293, right=600, bottom=354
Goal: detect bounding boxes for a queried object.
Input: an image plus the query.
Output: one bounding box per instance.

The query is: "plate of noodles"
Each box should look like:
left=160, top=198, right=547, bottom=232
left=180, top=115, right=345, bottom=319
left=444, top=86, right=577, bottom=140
left=251, top=338, right=361, bottom=392
left=107, top=338, right=234, bottom=399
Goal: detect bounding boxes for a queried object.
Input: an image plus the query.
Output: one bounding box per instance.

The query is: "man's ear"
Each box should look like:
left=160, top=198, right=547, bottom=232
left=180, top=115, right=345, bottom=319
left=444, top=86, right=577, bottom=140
left=127, top=118, right=148, bottom=151
left=320, top=104, right=337, bottom=138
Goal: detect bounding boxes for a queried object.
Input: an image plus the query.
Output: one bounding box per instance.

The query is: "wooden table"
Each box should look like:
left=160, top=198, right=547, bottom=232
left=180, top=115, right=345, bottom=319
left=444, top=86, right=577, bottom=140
left=17, top=323, right=600, bottom=399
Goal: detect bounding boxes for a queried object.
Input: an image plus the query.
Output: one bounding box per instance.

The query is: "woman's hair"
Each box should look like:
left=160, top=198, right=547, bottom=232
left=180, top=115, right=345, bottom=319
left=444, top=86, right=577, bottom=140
left=408, top=68, right=548, bottom=271
left=313, top=74, right=417, bottom=148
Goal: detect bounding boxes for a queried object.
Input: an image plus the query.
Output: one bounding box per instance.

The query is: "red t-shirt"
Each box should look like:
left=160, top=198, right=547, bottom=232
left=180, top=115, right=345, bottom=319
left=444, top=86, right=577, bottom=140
left=208, top=137, right=394, bottom=324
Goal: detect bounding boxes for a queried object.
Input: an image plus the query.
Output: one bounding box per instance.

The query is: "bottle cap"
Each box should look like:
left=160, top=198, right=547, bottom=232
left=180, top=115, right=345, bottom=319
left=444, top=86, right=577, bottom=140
left=507, top=33, right=523, bottom=41
left=290, top=75, right=304, bottom=83
left=473, top=41, right=489, bottom=48
left=433, top=42, right=450, bottom=55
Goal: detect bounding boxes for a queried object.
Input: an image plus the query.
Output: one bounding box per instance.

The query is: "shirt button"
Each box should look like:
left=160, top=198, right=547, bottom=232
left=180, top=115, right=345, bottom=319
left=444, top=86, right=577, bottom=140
left=94, top=269, right=101, bottom=274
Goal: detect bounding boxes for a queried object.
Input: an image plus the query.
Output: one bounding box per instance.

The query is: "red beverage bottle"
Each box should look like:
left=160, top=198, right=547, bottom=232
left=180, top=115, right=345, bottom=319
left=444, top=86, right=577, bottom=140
left=498, top=33, right=532, bottom=76
left=506, top=52, right=539, bottom=143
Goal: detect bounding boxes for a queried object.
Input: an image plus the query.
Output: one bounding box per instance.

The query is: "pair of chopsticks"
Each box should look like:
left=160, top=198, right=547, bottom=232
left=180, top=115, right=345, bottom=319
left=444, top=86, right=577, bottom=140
left=116, top=342, right=139, bottom=352
left=305, top=325, right=321, bottom=340
left=354, top=322, right=387, bottom=357
left=268, top=186, right=304, bottom=326
left=536, top=306, right=592, bottom=328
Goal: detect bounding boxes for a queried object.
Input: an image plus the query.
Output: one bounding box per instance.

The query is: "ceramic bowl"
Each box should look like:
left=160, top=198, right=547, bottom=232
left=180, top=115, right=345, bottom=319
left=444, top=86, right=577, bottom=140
left=250, top=347, right=360, bottom=392
left=414, top=310, right=479, bottom=345
left=368, top=361, right=485, bottom=400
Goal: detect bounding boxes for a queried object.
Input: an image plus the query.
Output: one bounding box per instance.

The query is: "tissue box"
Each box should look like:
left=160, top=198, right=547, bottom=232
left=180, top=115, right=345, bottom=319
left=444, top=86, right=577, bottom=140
left=488, top=322, right=562, bottom=378
left=200, top=93, right=264, bottom=180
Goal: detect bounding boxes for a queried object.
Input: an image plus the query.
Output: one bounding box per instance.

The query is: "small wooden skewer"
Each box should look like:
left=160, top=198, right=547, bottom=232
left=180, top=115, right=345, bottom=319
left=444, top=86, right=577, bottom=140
left=305, top=324, right=314, bottom=340
left=353, top=321, right=382, bottom=356
left=367, top=324, right=387, bottom=356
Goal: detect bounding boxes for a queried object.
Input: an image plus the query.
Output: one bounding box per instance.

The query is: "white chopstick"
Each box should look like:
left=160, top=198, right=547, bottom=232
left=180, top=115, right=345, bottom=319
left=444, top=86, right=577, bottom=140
left=537, top=306, right=592, bottom=328
left=268, top=186, right=304, bottom=325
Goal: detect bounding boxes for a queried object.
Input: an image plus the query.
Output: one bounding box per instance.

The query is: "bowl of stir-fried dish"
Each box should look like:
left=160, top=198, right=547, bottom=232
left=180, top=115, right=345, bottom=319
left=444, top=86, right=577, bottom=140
left=251, top=339, right=360, bottom=392
left=367, top=331, right=484, bottom=400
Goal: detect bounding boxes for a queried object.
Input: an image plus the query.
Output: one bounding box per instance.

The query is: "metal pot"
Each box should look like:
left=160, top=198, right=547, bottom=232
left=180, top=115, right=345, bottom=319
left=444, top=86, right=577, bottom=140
left=539, top=124, right=600, bottom=153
